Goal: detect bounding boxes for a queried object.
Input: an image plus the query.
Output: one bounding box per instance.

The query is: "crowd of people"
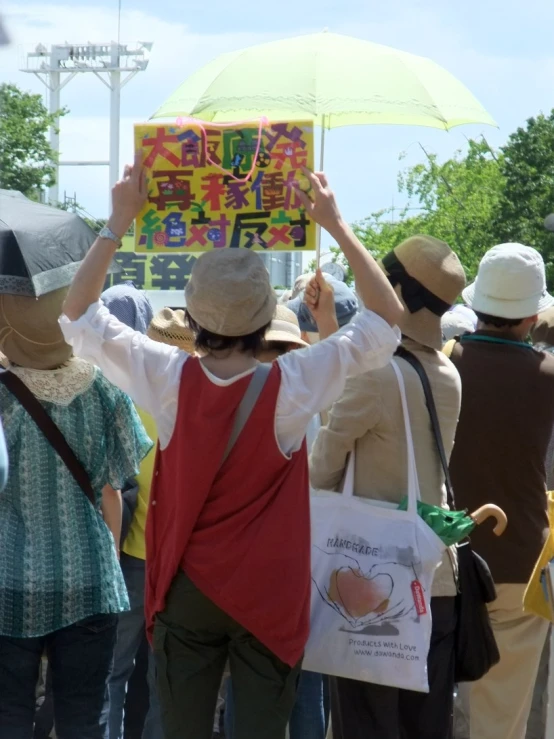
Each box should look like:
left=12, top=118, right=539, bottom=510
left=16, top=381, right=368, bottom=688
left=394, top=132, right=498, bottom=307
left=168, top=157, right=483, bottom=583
left=0, top=154, right=553, bottom=739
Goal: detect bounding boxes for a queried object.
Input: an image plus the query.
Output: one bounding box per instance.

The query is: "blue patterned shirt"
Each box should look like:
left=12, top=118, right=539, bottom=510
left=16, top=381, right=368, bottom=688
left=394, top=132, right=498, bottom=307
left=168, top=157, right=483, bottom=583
left=0, top=359, right=152, bottom=637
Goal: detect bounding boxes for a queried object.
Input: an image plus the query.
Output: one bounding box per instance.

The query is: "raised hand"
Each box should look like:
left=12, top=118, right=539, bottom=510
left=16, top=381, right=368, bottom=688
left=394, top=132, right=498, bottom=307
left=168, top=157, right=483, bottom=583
left=108, top=151, right=148, bottom=237
left=295, top=167, right=345, bottom=237
left=304, top=269, right=340, bottom=339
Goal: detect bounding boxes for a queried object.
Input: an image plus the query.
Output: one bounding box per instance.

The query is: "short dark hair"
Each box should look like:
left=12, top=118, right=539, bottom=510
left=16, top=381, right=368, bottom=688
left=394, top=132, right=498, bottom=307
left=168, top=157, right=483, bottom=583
left=185, top=311, right=270, bottom=355
left=474, top=311, right=525, bottom=329
left=259, top=340, right=295, bottom=357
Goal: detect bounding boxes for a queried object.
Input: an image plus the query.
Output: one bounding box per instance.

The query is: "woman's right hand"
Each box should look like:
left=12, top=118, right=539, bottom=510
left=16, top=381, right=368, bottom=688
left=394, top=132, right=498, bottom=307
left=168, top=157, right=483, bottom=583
left=108, top=151, right=148, bottom=238
left=295, top=168, right=346, bottom=238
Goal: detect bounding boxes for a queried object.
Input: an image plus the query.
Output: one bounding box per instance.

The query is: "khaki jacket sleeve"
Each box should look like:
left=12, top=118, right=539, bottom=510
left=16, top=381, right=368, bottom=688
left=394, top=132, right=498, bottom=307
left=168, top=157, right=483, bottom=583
left=309, top=371, right=383, bottom=491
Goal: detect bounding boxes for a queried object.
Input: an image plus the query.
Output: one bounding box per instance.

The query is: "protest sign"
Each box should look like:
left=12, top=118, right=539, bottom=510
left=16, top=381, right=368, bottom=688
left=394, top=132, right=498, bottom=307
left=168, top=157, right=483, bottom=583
left=134, top=120, right=315, bottom=253
left=104, top=236, right=197, bottom=291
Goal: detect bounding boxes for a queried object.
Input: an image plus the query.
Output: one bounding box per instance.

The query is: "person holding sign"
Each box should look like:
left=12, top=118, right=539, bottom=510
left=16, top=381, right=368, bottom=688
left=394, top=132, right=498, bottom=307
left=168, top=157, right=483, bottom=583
left=59, top=154, right=403, bottom=739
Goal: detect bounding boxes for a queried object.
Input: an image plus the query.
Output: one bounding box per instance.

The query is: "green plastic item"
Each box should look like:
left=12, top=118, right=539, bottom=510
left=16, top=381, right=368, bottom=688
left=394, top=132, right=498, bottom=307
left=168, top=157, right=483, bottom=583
left=397, top=497, right=475, bottom=546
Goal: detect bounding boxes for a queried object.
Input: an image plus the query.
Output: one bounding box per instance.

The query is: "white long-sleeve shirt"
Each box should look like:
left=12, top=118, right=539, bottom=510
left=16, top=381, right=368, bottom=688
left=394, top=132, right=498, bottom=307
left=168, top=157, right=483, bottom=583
left=60, top=302, right=399, bottom=455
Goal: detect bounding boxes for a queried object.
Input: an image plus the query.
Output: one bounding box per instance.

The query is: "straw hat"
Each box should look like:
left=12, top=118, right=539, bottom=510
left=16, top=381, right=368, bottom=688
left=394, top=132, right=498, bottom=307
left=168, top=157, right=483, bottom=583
left=147, top=308, right=196, bottom=354
left=381, top=236, right=466, bottom=350
left=265, top=305, right=309, bottom=348
left=0, top=288, right=72, bottom=369
left=185, top=250, right=276, bottom=337
left=463, top=244, right=554, bottom=319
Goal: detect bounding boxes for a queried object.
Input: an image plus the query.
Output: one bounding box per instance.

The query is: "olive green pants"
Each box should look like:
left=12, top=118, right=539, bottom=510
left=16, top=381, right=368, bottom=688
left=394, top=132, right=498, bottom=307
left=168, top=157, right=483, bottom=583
left=153, top=571, right=302, bottom=739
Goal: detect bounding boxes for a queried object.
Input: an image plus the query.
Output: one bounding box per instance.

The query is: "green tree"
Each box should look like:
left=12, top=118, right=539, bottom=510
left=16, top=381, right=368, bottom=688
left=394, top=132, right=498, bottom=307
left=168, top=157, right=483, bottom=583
left=397, top=139, right=505, bottom=280
left=0, top=83, right=66, bottom=197
left=494, top=111, right=554, bottom=285
left=343, top=138, right=504, bottom=284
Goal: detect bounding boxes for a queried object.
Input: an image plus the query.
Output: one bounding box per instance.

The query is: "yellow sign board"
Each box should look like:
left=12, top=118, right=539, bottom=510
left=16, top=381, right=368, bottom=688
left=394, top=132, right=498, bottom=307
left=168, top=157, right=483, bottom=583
left=103, top=236, right=197, bottom=291
left=134, top=120, right=315, bottom=253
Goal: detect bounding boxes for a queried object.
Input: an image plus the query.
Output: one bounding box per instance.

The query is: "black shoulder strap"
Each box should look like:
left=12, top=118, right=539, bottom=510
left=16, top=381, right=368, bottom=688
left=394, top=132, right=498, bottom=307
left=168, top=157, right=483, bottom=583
left=0, top=369, right=96, bottom=506
left=395, top=346, right=456, bottom=509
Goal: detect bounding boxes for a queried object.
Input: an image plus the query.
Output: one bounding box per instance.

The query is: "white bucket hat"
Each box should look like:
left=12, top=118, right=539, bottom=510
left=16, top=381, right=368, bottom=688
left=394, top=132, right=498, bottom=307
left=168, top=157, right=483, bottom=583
left=463, top=243, right=554, bottom=319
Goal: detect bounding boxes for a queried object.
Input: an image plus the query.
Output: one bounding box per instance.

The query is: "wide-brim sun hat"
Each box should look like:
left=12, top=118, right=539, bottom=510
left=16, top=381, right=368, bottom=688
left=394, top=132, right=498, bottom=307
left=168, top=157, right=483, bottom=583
left=101, top=281, right=153, bottom=334
left=441, top=305, right=478, bottom=341
left=0, top=288, right=72, bottom=369
left=381, top=235, right=466, bottom=350
left=185, top=250, right=276, bottom=337
left=288, top=275, right=358, bottom=333
left=147, top=307, right=196, bottom=353
left=265, top=305, right=309, bottom=348
left=463, top=243, right=554, bottom=319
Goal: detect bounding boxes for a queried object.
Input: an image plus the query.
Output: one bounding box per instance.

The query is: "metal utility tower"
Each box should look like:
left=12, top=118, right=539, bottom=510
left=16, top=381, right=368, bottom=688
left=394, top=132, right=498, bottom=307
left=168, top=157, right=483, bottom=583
left=21, top=41, right=152, bottom=208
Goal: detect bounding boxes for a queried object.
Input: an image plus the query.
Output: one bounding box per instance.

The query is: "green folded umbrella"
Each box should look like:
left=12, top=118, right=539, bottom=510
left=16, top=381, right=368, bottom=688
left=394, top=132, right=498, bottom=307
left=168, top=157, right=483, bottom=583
left=397, top=497, right=476, bottom=546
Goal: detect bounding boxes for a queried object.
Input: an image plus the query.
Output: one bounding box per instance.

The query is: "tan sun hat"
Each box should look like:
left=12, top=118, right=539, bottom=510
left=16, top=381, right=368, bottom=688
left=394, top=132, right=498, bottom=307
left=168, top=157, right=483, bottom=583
left=0, top=288, right=72, bottom=369
left=185, top=250, right=276, bottom=337
left=381, top=235, right=466, bottom=350
left=265, top=305, right=309, bottom=348
left=147, top=307, right=196, bottom=354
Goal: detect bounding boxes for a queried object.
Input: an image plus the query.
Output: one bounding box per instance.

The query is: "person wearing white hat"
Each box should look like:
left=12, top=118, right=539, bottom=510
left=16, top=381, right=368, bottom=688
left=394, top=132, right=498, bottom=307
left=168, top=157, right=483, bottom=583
left=447, top=243, right=554, bottom=739
left=59, top=157, right=403, bottom=739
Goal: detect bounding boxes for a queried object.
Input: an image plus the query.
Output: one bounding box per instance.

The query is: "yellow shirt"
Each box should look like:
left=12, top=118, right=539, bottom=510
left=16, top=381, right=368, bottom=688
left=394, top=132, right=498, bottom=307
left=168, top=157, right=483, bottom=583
left=122, top=408, right=157, bottom=560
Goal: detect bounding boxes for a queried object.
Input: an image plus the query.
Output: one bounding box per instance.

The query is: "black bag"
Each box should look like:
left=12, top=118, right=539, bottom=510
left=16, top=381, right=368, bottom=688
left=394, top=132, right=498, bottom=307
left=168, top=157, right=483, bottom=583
left=396, top=346, right=500, bottom=682
left=121, top=477, right=140, bottom=544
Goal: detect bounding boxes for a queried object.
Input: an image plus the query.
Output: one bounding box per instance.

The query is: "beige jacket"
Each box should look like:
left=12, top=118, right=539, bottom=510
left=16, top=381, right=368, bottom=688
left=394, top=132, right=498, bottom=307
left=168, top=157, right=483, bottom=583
left=309, top=339, right=461, bottom=597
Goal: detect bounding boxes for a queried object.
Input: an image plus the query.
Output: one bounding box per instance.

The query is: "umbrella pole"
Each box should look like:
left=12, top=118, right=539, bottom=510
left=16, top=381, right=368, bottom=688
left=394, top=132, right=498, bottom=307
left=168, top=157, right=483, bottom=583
left=315, top=115, right=326, bottom=267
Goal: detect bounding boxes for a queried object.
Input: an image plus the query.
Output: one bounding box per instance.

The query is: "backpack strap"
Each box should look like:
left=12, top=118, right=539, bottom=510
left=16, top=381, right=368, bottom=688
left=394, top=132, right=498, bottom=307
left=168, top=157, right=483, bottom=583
left=220, top=363, right=272, bottom=467
left=0, top=369, right=95, bottom=506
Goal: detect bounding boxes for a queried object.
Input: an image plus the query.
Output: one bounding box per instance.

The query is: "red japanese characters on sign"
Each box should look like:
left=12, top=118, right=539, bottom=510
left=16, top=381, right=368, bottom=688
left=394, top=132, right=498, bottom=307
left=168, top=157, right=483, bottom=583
left=134, top=121, right=315, bottom=253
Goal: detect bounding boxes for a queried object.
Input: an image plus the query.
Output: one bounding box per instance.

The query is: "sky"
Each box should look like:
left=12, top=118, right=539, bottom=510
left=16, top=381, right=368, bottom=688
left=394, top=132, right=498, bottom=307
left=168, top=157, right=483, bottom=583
left=1, top=0, right=554, bottom=245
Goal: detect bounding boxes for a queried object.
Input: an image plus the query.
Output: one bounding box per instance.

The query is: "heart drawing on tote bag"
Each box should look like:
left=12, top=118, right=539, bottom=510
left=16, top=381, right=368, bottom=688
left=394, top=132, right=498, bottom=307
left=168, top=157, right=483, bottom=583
left=304, top=360, right=445, bottom=692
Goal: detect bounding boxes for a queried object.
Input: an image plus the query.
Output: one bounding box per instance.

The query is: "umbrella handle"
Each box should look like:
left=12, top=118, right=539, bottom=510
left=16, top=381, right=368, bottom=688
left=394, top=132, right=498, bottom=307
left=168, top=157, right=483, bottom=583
left=469, top=504, right=508, bottom=536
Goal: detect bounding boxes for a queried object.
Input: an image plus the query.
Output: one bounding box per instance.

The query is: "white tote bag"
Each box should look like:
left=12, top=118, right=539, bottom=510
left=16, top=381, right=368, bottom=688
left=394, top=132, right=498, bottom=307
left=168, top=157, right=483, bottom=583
left=303, top=360, right=446, bottom=693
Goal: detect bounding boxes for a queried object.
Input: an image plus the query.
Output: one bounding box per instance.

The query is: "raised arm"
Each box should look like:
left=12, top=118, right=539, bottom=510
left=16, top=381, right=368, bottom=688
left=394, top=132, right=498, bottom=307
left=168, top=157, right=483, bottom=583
left=296, top=169, right=404, bottom=327
left=64, top=152, right=147, bottom=321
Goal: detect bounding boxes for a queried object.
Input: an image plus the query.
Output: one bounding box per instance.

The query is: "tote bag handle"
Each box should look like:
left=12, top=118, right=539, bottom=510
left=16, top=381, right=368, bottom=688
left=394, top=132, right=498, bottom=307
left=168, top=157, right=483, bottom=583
left=341, top=359, right=421, bottom=514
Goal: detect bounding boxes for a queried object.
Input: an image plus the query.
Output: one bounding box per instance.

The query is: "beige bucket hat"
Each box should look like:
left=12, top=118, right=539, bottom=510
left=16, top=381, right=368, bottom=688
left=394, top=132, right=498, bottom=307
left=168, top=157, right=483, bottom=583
left=185, top=250, right=276, bottom=337
left=381, top=235, right=466, bottom=350
left=147, top=307, right=196, bottom=354
left=265, top=305, right=309, bottom=348
left=0, top=288, right=72, bottom=369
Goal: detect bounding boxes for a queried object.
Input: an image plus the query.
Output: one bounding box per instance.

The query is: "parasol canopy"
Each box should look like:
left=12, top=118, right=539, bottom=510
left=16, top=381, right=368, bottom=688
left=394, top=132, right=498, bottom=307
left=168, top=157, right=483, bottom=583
left=0, top=189, right=120, bottom=297
left=152, top=32, right=497, bottom=132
